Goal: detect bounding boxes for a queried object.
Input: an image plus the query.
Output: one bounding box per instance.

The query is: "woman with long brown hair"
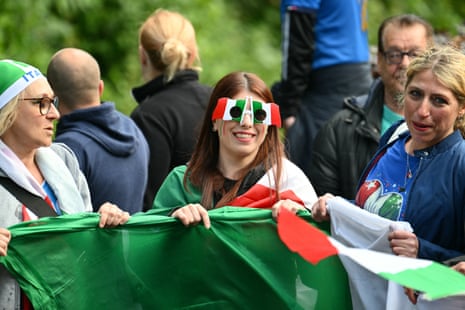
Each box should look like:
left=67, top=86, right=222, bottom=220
left=153, top=71, right=317, bottom=228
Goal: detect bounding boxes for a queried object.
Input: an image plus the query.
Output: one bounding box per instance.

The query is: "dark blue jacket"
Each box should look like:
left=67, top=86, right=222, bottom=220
left=358, top=125, right=465, bottom=262
left=55, top=101, right=149, bottom=214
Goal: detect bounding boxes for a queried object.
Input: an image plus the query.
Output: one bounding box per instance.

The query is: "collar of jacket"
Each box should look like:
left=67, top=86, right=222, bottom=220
left=131, top=69, right=200, bottom=104
left=410, top=130, right=464, bottom=158
left=344, top=78, right=384, bottom=116
left=342, top=78, right=384, bottom=141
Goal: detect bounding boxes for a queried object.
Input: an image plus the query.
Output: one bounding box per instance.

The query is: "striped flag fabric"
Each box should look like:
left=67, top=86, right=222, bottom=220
left=277, top=207, right=465, bottom=301
left=212, top=97, right=238, bottom=121
left=212, top=97, right=281, bottom=127
left=228, top=158, right=317, bottom=210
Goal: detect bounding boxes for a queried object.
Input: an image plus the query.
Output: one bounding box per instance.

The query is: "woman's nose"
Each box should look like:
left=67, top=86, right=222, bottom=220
left=47, top=103, right=60, bottom=119
left=240, top=110, right=253, bottom=127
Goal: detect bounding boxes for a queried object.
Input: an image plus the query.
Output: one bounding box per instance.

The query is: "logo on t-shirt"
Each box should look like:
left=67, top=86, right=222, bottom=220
left=355, top=179, right=403, bottom=220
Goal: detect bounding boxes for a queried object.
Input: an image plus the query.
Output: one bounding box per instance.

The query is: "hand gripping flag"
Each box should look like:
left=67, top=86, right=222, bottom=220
left=277, top=208, right=465, bottom=301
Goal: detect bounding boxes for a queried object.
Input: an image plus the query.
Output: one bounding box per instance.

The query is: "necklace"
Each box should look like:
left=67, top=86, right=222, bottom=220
left=399, top=151, right=416, bottom=192
left=406, top=154, right=413, bottom=179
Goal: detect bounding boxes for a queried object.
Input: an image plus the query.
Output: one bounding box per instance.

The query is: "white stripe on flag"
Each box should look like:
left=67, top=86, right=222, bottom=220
left=222, top=99, right=237, bottom=121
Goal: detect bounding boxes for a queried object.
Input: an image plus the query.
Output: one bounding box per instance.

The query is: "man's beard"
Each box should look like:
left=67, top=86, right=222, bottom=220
left=396, top=69, right=407, bottom=87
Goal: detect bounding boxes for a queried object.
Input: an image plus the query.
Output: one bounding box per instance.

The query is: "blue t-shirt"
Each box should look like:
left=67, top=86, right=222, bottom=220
left=281, top=0, right=369, bottom=69
left=355, top=136, right=420, bottom=220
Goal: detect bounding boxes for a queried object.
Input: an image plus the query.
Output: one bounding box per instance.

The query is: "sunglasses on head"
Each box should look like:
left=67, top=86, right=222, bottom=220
left=212, top=97, right=281, bottom=127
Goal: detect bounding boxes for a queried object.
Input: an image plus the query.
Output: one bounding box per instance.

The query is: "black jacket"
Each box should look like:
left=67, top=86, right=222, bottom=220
left=309, top=78, right=384, bottom=199
left=131, top=70, right=212, bottom=211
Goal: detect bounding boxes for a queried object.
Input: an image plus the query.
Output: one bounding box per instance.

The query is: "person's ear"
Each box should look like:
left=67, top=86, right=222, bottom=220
left=459, top=104, right=465, bottom=118
left=98, top=80, right=104, bottom=97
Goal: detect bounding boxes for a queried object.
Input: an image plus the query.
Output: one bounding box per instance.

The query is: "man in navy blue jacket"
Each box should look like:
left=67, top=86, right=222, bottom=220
left=48, top=48, right=149, bottom=214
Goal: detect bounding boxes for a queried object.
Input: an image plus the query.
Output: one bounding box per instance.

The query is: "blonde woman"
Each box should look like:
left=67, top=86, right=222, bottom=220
left=313, top=46, right=465, bottom=262
left=0, top=59, right=129, bottom=309
left=312, top=45, right=465, bottom=308
left=130, top=9, right=212, bottom=211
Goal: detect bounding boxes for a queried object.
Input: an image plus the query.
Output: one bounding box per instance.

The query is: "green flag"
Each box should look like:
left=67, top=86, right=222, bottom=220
left=0, top=207, right=351, bottom=309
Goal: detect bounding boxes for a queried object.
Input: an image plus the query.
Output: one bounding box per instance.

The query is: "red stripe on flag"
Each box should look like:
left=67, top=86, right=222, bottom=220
left=212, top=97, right=228, bottom=120
left=22, top=205, right=31, bottom=221
left=270, top=103, right=281, bottom=127
left=229, top=184, right=305, bottom=209
left=277, top=208, right=338, bottom=264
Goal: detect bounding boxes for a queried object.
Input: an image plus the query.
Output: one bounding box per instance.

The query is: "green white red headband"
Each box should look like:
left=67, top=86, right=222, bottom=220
left=0, top=59, right=45, bottom=110
left=212, top=97, right=281, bottom=127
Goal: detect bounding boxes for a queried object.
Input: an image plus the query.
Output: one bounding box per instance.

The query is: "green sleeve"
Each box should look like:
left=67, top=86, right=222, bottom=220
left=152, top=165, right=202, bottom=210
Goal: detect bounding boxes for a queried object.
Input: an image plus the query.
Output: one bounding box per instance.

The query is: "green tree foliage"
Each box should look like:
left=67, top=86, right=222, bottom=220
left=0, top=0, right=463, bottom=114
left=369, top=0, right=465, bottom=42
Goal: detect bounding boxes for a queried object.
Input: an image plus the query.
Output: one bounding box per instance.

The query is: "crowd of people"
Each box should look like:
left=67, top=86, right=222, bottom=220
left=1, top=4, right=465, bottom=309
left=312, top=44, right=465, bottom=308
left=309, top=14, right=434, bottom=199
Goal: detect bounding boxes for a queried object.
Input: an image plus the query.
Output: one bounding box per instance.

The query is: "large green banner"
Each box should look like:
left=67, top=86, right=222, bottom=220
left=0, top=207, right=351, bottom=309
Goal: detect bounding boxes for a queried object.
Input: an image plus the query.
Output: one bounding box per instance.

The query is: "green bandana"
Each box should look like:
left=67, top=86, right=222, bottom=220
left=0, top=59, right=45, bottom=109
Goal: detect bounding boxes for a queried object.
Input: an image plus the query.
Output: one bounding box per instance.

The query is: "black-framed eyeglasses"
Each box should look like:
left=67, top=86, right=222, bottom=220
left=21, top=96, right=59, bottom=115
left=383, top=50, right=422, bottom=65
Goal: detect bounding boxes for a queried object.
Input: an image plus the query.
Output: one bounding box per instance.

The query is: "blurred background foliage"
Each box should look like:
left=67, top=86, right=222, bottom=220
left=1, top=0, right=464, bottom=115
